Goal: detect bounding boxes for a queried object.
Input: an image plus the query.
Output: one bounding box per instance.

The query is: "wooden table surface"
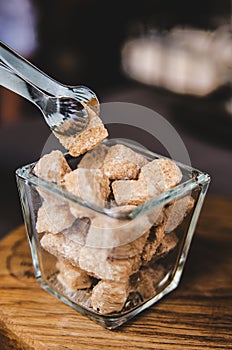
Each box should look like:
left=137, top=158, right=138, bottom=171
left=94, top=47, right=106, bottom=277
left=0, top=195, right=231, bottom=350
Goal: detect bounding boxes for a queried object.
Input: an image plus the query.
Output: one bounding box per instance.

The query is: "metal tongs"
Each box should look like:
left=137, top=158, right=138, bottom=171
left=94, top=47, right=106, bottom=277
left=0, top=41, right=99, bottom=135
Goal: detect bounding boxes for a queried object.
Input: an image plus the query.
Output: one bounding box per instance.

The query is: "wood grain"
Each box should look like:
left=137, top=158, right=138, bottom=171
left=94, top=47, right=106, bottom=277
left=0, top=195, right=231, bottom=350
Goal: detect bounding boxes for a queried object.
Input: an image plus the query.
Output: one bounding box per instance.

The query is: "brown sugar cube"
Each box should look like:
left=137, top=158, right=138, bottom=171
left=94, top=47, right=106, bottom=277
left=155, top=232, right=179, bottom=259
left=91, top=280, right=129, bottom=314
left=141, top=224, right=165, bottom=264
left=62, top=217, right=90, bottom=246
left=53, top=102, right=108, bottom=157
left=68, top=202, right=96, bottom=220
left=40, top=232, right=83, bottom=268
left=112, top=158, right=182, bottom=206
left=152, top=158, right=183, bottom=192
left=112, top=179, right=150, bottom=206
left=130, top=264, right=165, bottom=300
left=56, top=259, right=91, bottom=291
left=147, top=207, right=165, bottom=227
left=34, top=150, right=72, bottom=206
left=78, top=144, right=109, bottom=169
left=85, top=208, right=153, bottom=249
left=79, top=246, right=141, bottom=282
left=108, top=230, right=150, bottom=260
left=34, top=150, right=71, bottom=184
left=36, top=202, right=75, bottom=234
left=64, top=168, right=110, bottom=208
left=62, top=184, right=97, bottom=219
left=103, top=144, right=148, bottom=180
left=164, top=195, right=195, bottom=233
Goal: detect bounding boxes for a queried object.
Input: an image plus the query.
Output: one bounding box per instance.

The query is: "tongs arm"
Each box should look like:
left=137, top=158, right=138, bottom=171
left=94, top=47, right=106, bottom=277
left=0, top=40, right=63, bottom=96
left=0, top=40, right=99, bottom=110
left=0, top=62, right=45, bottom=105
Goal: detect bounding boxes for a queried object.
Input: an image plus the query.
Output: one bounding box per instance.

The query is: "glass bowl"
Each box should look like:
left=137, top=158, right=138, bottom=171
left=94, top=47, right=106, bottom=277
left=15, top=139, right=210, bottom=329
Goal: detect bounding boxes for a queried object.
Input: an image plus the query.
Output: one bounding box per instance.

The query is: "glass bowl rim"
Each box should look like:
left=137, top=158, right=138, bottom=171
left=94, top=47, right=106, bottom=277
left=15, top=139, right=211, bottom=220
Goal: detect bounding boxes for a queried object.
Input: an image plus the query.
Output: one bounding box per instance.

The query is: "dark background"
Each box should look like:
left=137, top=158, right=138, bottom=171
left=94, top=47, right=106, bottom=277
left=0, top=0, right=231, bottom=238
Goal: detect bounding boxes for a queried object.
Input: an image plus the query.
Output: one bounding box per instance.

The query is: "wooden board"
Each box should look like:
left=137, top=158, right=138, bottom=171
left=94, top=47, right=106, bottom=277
left=0, top=195, right=231, bottom=350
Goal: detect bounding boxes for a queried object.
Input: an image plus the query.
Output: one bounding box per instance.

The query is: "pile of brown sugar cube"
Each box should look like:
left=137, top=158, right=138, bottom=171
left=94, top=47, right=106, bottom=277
left=34, top=105, right=194, bottom=315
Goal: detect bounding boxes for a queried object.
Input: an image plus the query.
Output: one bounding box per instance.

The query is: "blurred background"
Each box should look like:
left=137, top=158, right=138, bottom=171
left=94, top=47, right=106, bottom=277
left=0, top=0, right=232, bottom=238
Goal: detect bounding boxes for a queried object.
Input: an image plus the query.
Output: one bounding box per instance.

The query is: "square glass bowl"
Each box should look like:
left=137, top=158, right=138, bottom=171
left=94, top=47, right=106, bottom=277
left=15, top=139, right=210, bottom=329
